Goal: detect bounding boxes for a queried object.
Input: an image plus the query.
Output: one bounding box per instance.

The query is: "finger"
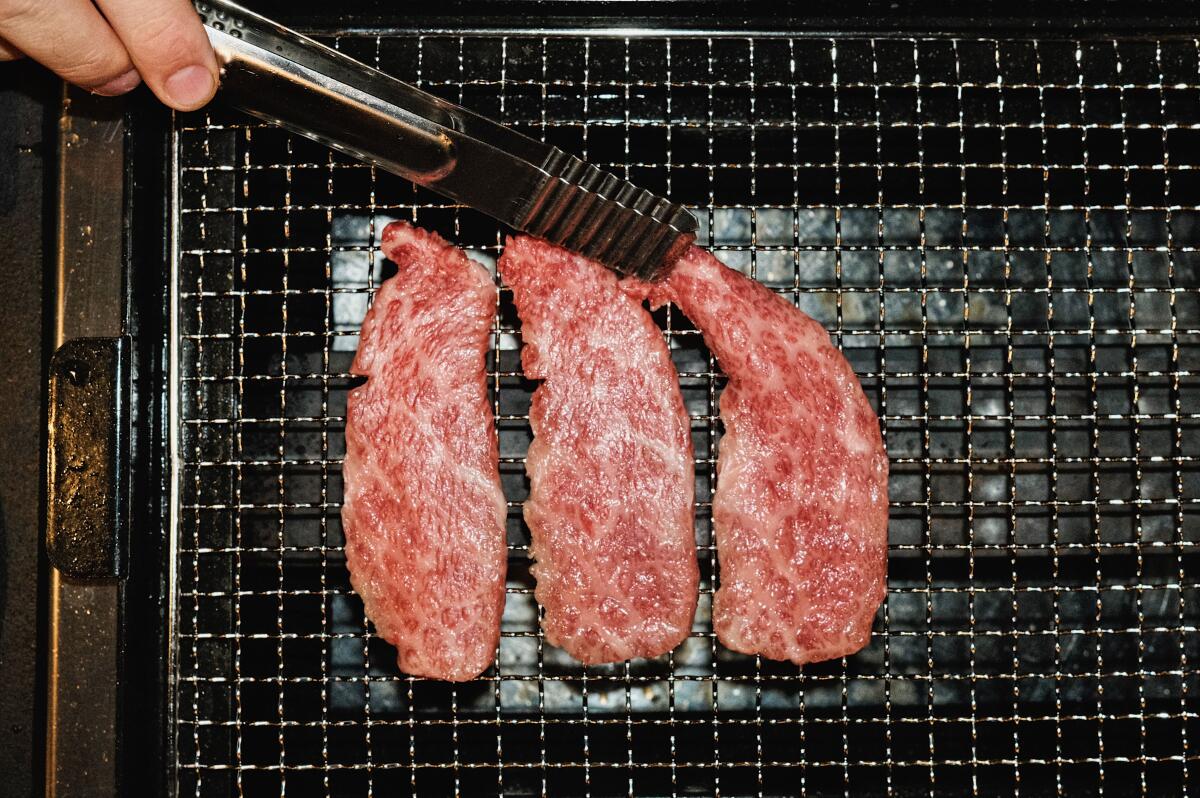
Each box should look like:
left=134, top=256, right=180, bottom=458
left=0, top=33, right=22, bottom=61
left=0, top=0, right=138, bottom=92
left=94, top=0, right=217, bottom=112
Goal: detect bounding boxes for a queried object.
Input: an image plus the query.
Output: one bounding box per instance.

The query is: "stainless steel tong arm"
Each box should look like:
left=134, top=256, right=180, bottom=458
left=192, top=0, right=696, bottom=279
left=195, top=0, right=552, bottom=224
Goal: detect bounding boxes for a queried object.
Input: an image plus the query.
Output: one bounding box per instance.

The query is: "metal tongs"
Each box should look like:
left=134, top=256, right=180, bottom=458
left=192, top=0, right=697, bottom=280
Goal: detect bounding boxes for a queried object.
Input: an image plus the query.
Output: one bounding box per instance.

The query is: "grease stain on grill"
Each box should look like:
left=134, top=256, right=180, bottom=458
left=173, top=31, right=1200, bottom=798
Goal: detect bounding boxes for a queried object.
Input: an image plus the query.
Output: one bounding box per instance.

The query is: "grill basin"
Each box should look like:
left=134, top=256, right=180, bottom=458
left=172, top=31, right=1200, bottom=797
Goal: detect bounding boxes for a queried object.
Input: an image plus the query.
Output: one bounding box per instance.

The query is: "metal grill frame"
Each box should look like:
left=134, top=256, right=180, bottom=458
left=167, top=24, right=1200, bottom=798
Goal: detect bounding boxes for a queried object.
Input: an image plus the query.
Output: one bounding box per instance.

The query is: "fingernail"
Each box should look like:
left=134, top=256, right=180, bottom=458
left=164, top=64, right=216, bottom=110
left=91, top=69, right=141, bottom=97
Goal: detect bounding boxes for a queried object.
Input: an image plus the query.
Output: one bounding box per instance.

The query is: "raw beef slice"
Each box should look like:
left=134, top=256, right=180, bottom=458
left=499, top=236, right=699, bottom=665
left=634, top=246, right=889, bottom=664
left=342, top=221, right=507, bottom=681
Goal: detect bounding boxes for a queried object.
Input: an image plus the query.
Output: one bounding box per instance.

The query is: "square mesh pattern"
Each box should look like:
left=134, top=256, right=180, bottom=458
left=172, top=32, right=1200, bottom=796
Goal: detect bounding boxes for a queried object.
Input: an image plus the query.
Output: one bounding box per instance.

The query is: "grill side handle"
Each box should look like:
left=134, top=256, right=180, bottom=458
left=46, top=336, right=131, bottom=580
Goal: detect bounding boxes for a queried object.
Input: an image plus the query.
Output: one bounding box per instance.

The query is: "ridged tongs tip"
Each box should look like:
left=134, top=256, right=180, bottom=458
left=521, top=149, right=697, bottom=280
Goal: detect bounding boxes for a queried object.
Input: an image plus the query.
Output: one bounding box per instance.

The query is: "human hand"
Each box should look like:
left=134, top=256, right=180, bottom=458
left=0, top=0, right=218, bottom=111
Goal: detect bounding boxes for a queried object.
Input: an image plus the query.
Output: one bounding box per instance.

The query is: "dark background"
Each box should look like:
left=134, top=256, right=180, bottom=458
left=0, top=60, right=54, bottom=798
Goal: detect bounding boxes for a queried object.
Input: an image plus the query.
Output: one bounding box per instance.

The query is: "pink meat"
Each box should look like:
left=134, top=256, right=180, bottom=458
left=342, top=222, right=507, bottom=681
left=499, top=236, right=699, bottom=665
left=633, top=247, right=889, bottom=664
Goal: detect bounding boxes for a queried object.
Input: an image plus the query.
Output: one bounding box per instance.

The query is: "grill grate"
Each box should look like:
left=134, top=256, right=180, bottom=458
left=171, top=30, right=1200, bottom=797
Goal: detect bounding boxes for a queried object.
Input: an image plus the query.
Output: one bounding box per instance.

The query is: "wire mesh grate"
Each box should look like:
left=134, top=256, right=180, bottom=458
left=171, top=31, right=1200, bottom=797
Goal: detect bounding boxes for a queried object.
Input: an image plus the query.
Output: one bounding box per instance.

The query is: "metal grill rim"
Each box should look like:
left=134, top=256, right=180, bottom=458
left=169, top=29, right=1200, bottom=798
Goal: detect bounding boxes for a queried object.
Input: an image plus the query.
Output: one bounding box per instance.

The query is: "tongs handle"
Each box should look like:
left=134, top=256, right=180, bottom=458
left=191, top=0, right=698, bottom=280
left=195, top=0, right=466, bottom=182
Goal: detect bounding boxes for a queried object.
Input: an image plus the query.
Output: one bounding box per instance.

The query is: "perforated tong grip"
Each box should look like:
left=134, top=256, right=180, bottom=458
left=193, top=0, right=696, bottom=279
